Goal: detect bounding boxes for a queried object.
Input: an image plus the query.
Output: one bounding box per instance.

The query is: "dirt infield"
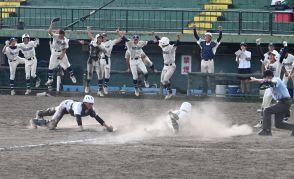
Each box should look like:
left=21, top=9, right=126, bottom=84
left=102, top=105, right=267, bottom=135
left=0, top=95, right=294, bottom=179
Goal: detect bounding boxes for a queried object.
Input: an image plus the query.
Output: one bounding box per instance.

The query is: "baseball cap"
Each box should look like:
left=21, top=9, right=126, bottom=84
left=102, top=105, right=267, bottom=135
left=240, top=42, right=247, bottom=46
left=204, top=32, right=212, bottom=37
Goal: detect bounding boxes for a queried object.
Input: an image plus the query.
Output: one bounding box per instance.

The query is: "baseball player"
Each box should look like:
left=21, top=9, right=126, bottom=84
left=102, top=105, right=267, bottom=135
left=100, top=31, right=125, bottom=94
left=281, top=45, right=294, bottom=86
left=30, top=95, right=114, bottom=132
left=82, top=29, right=107, bottom=96
left=45, top=21, right=76, bottom=86
left=154, top=34, right=180, bottom=99
left=2, top=38, right=25, bottom=96
left=17, top=34, right=41, bottom=95
left=193, top=26, right=222, bottom=95
left=167, top=102, right=192, bottom=133
left=122, top=35, right=152, bottom=96
left=251, top=70, right=294, bottom=136
left=254, top=41, right=288, bottom=128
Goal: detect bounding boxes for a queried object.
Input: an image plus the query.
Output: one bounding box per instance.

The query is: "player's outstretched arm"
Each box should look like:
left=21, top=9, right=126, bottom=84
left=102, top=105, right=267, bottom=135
left=2, top=41, right=9, bottom=54
left=114, top=28, right=125, bottom=44
left=217, top=26, right=222, bottom=42
left=87, top=26, right=94, bottom=41
left=193, top=27, right=200, bottom=41
left=48, top=22, right=55, bottom=36
left=94, top=114, right=114, bottom=132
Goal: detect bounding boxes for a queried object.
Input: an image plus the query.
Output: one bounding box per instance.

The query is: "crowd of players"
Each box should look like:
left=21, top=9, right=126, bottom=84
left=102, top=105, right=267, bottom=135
left=3, top=20, right=294, bottom=136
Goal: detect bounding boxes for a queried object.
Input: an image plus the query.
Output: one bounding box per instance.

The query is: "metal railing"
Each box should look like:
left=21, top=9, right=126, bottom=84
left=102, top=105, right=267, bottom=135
left=0, top=6, right=293, bottom=35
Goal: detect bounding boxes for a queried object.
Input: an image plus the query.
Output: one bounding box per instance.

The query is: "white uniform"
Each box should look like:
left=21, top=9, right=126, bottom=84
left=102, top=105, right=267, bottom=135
left=167, top=102, right=192, bottom=133
left=282, top=54, right=294, bottom=85
left=49, top=34, right=71, bottom=70
left=125, top=49, right=153, bottom=68
left=17, top=40, right=39, bottom=79
left=125, top=40, right=149, bottom=80
left=3, top=46, right=25, bottom=81
left=101, top=39, right=117, bottom=79
left=159, top=44, right=176, bottom=85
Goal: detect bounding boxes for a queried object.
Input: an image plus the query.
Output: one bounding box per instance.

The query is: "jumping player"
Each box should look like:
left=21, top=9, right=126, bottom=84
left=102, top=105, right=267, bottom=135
left=83, top=29, right=107, bottom=96
left=18, top=33, right=41, bottom=95
left=2, top=38, right=25, bottom=95
left=154, top=34, right=180, bottom=99
left=193, top=26, right=222, bottom=95
left=45, top=21, right=77, bottom=86
left=30, top=95, right=114, bottom=132
left=122, top=35, right=152, bottom=96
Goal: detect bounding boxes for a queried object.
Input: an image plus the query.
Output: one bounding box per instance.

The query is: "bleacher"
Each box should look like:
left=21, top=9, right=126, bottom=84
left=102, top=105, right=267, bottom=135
left=0, top=0, right=26, bottom=18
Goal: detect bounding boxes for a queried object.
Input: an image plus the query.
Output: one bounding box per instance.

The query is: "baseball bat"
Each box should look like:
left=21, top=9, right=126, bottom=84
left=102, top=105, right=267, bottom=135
left=63, top=0, right=116, bottom=30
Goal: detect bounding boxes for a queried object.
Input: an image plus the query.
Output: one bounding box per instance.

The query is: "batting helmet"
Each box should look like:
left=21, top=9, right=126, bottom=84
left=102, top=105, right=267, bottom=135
left=159, top=37, right=170, bottom=46
left=22, top=34, right=30, bottom=42
left=83, top=95, right=95, bottom=104
left=180, top=102, right=192, bottom=113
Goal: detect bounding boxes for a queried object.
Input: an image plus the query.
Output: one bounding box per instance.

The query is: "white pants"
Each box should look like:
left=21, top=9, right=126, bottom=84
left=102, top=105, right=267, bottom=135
left=262, top=88, right=273, bottom=109
left=87, top=59, right=101, bottom=81
left=49, top=52, right=71, bottom=70
left=8, top=57, right=25, bottom=80
left=130, top=58, right=148, bottom=80
left=282, top=74, right=294, bottom=86
left=99, top=58, right=111, bottom=79
left=25, top=57, right=37, bottom=79
left=201, top=59, right=214, bottom=73
left=125, top=51, right=152, bottom=67
left=161, top=64, right=176, bottom=85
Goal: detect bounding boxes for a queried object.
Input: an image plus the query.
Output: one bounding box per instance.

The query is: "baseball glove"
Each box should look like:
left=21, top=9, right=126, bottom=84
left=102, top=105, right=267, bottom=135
left=51, top=17, right=60, bottom=23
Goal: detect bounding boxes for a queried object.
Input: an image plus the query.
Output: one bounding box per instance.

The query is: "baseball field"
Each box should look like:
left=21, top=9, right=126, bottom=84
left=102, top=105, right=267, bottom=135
left=0, top=95, right=294, bottom=178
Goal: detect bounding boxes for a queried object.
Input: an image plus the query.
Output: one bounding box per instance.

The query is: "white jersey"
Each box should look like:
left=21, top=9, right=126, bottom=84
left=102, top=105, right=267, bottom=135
left=160, top=44, right=176, bottom=64
left=264, top=50, right=280, bottom=61
left=102, top=40, right=118, bottom=57
left=17, top=40, right=39, bottom=59
left=125, top=41, right=148, bottom=59
left=236, top=50, right=251, bottom=69
left=51, top=34, right=69, bottom=51
left=282, top=54, right=294, bottom=72
left=265, top=61, right=281, bottom=78
left=3, top=46, right=21, bottom=60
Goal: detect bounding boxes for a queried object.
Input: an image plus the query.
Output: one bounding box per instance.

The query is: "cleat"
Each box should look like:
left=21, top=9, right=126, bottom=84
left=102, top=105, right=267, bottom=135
left=258, top=129, right=272, bottom=136
left=45, top=79, right=53, bottom=86
left=103, top=86, right=108, bottom=95
left=165, top=92, right=173, bottom=100
left=35, top=78, right=41, bottom=88
left=11, top=89, right=15, bottom=96
left=84, top=86, right=89, bottom=94
left=254, top=121, right=263, bottom=128
left=70, top=76, right=77, bottom=84
left=135, top=88, right=140, bottom=96
left=30, top=119, right=37, bottom=129
left=47, top=120, right=57, bottom=130
left=97, top=90, right=104, bottom=97
left=25, top=89, right=31, bottom=95
left=169, top=111, right=179, bottom=121
left=144, top=81, right=150, bottom=88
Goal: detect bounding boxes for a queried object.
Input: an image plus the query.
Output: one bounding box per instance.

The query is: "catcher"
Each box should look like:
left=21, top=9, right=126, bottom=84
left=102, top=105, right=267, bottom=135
left=30, top=95, right=114, bottom=132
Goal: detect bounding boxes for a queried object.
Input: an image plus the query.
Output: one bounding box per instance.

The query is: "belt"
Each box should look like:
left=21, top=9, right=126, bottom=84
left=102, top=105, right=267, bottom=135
left=278, top=98, right=291, bottom=103
left=27, top=57, right=35, bottom=61
left=55, top=50, right=62, bottom=53
left=9, top=59, right=17, bottom=62
left=202, top=59, right=213, bottom=61
left=164, top=63, right=174, bottom=66
left=131, top=57, right=139, bottom=60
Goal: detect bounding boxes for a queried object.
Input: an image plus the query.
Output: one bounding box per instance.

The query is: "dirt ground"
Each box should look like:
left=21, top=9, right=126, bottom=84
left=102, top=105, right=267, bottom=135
left=0, top=95, right=294, bottom=179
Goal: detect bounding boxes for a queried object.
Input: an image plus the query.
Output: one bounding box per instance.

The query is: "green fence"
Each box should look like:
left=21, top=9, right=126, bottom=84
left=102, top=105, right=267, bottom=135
left=0, top=6, right=293, bottom=34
